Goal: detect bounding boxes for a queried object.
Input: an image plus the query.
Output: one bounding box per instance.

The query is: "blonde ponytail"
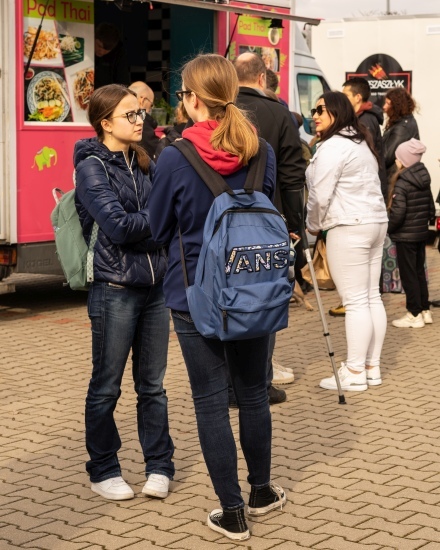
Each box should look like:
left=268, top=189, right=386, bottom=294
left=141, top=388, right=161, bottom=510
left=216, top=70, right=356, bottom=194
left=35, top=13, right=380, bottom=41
left=182, top=54, right=259, bottom=165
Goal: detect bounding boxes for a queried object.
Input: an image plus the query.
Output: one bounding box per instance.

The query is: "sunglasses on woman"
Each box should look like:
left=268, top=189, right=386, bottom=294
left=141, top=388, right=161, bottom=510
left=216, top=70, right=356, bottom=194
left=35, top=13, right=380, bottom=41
left=175, top=90, right=192, bottom=101
left=311, top=105, right=326, bottom=117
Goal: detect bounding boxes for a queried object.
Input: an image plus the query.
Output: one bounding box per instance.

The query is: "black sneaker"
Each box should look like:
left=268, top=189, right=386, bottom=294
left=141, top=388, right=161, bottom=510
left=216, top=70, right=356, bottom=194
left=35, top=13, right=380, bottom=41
left=268, top=385, right=286, bottom=405
left=247, top=482, right=287, bottom=516
left=207, top=508, right=250, bottom=541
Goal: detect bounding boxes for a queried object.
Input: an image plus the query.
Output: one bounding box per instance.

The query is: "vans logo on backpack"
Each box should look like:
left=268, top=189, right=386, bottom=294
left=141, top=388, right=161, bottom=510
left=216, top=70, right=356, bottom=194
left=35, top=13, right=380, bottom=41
left=226, top=242, right=288, bottom=274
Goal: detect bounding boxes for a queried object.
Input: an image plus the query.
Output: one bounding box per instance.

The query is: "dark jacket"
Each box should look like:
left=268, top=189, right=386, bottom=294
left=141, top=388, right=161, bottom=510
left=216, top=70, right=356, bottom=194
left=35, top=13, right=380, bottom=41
left=149, top=143, right=276, bottom=312
left=236, top=87, right=306, bottom=232
left=358, top=104, right=388, bottom=198
left=383, top=114, right=420, bottom=176
left=155, top=122, right=186, bottom=159
left=388, top=162, right=435, bottom=242
left=94, top=42, right=130, bottom=89
left=74, top=138, right=167, bottom=287
left=139, top=113, right=160, bottom=160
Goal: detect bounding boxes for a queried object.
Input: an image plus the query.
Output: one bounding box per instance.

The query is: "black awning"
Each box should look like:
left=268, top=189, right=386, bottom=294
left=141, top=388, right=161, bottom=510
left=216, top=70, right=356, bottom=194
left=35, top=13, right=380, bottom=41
left=152, top=0, right=321, bottom=26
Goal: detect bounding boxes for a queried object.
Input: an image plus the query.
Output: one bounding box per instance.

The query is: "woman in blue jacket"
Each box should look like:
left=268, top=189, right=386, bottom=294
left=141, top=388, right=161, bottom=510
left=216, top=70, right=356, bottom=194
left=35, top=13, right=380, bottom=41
left=74, top=84, right=174, bottom=501
left=149, top=54, right=285, bottom=542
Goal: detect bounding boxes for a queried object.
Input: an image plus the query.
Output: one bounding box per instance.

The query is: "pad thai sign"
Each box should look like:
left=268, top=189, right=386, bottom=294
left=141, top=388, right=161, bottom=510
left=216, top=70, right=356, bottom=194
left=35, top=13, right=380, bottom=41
left=24, top=0, right=93, bottom=23
left=23, top=0, right=94, bottom=124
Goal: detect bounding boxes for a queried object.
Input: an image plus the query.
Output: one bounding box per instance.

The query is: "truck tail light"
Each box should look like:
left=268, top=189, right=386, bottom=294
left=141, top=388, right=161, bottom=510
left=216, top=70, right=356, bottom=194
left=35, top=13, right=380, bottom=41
left=0, top=247, right=16, bottom=266
left=436, top=217, right=440, bottom=231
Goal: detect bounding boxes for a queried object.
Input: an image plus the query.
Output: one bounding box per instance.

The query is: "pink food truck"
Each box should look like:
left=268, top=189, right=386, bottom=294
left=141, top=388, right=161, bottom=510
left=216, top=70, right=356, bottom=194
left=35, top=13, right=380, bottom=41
left=0, top=0, right=322, bottom=293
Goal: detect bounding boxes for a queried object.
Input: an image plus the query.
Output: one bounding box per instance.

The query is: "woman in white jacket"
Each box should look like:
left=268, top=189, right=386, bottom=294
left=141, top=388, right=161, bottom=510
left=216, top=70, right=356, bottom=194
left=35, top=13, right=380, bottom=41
left=306, top=91, right=388, bottom=391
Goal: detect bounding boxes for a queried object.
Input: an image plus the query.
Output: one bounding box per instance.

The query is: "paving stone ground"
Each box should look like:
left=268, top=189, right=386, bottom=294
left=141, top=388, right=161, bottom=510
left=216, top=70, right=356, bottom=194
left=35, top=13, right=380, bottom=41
left=1, top=246, right=440, bottom=550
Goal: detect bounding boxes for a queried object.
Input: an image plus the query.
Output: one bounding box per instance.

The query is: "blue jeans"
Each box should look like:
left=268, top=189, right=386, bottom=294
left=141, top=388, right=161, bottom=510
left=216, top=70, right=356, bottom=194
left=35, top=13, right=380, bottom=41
left=172, top=311, right=271, bottom=510
left=86, top=281, right=174, bottom=483
left=228, top=332, right=275, bottom=404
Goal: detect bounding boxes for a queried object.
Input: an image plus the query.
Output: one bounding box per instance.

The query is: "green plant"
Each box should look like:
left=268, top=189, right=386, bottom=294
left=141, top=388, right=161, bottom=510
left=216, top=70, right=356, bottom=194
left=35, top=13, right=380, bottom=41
left=154, top=98, right=174, bottom=123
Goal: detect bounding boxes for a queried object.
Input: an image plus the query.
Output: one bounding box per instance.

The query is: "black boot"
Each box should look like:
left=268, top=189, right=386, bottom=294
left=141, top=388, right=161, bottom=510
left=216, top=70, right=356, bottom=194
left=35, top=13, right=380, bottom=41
left=247, top=482, right=287, bottom=516
left=207, top=507, right=250, bottom=541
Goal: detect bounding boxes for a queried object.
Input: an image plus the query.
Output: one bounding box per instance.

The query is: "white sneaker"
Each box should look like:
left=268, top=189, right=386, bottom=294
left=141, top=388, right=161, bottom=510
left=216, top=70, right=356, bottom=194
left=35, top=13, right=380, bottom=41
left=91, top=476, right=134, bottom=500
left=422, top=310, right=433, bottom=324
left=272, top=367, right=294, bottom=385
left=366, top=366, right=382, bottom=386
left=392, top=312, right=425, bottom=328
left=272, top=358, right=293, bottom=374
left=320, top=363, right=367, bottom=392
left=142, top=474, right=169, bottom=499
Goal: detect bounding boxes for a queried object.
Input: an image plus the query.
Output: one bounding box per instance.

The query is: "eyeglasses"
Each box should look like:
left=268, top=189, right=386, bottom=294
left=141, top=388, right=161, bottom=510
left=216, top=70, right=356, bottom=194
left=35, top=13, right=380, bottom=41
left=111, top=109, right=147, bottom=124
left=175, top=90, right=192, bottom=102
left=311, top=105, right=326, bottom=117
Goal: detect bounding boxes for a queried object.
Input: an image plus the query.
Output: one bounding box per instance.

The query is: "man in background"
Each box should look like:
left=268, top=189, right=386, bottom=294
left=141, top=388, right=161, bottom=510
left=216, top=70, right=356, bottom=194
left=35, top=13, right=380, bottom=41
left=233, top=52, right=307, bottom=404
left=129, top=81, right=160, bottom=160
left=95, top=23, right=130, bottom=89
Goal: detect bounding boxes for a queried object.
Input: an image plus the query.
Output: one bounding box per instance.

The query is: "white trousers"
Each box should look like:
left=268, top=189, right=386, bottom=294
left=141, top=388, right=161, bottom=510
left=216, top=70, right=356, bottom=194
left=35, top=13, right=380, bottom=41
left=326, top=223, right=388, bottom=372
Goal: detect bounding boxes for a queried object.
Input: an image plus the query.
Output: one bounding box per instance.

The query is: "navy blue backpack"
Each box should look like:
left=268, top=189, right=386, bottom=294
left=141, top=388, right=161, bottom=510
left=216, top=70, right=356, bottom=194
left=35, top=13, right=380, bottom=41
left=174, top=138, right=293, bottom=341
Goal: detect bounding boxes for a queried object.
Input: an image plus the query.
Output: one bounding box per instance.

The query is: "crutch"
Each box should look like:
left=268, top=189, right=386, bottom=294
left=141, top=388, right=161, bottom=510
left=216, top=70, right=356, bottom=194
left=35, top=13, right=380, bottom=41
left=297, top=220, right=347, bottom=405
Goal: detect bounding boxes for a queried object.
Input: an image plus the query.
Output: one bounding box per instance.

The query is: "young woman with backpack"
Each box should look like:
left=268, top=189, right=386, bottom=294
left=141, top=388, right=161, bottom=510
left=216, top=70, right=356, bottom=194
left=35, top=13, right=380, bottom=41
left=74, top=84, right=174, bottom=501
left=148, top=54, right=286, bottom=542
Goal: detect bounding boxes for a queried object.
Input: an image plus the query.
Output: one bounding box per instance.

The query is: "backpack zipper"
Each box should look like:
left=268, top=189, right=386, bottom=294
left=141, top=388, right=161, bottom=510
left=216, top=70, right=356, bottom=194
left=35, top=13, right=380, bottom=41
left=222, top=310, right=228, bottom=332
left=147, top=252, right=155, bottom=285
left=123, top=151, right=141, bottom=210
left=213, top=208, right=284, bottom=235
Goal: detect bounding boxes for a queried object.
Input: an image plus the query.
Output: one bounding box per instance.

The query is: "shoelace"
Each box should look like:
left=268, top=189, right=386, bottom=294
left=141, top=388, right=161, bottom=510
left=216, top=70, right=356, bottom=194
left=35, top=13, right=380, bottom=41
left=270, top=482, right=285, bottom=511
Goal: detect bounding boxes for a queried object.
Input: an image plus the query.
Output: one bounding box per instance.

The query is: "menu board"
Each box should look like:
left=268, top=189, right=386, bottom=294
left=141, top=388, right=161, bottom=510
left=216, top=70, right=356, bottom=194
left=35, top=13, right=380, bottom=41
left=224, top=7, right=290, bottom=101
left=23, top=0, right=94, bottom=124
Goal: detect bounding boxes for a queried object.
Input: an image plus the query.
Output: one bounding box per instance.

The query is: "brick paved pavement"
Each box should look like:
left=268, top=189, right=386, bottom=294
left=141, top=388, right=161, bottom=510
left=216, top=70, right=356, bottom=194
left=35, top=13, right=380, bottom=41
left=1, top=246, right=439, bottom=549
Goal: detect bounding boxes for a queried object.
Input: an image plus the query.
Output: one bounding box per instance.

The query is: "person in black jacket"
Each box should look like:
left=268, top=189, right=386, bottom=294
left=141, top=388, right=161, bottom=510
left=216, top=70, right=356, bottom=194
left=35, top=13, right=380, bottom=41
left=383, top=88, right=420, bottom=179
left=233, top=52, right=307, bottom=402
left=129, top=81, right=160, bottom=159
left=94, top=23, right=130, bottom=89
left=74, top=84, right=174, bottom=501
left=234, top=53, right=306, bottom=232
left=388, top=139, right=435, bottom=328
left=342, top=77, right=387, bottom=198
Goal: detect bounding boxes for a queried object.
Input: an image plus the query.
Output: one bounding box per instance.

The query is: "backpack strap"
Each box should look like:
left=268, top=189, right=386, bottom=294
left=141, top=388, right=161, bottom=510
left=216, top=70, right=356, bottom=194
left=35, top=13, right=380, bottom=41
left=172, top=137, right=268, bottom=196
left=172, top=139, right=232, bottom=197
left=74, top=155, right=109, bottom=284
left=243, top=138, right=267, bottom=193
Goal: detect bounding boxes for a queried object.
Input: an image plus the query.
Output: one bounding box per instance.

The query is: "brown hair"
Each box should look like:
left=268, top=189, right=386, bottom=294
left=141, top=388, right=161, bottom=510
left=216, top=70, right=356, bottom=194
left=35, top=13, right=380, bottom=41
left=182, top=54, right=259, bottom=164
left=385, top=88, right=416, bottom=130
left=264, top=89, right=279, bottom=102
left=266, top=68, right=279, bottom=92
left=87, top=84, right=150, bottom=173
left=317, top=91, right=381, bottom=165
left=387, top=165, right=405, bottom=210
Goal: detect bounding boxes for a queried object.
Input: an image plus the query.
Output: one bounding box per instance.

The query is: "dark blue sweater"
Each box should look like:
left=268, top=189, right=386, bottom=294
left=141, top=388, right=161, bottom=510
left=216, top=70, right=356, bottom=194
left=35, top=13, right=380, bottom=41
left=149, top=143, right=277, bottom=312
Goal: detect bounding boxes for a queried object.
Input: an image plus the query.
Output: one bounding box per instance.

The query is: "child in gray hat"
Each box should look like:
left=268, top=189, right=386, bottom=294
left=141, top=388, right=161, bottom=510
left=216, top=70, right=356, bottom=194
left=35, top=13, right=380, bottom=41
left=388, top=138, right=436, bottom=328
